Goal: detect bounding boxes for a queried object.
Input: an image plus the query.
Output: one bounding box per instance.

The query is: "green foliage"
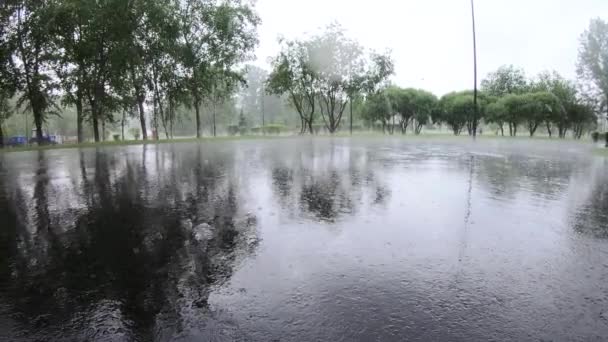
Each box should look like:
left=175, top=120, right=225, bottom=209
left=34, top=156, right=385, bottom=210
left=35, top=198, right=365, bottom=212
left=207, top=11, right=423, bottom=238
left=0, top=0, right=260, bottom=146
left=577, top=18, right=608, bottom=116
left=437, top=92, right=475, bottom=135
left=568, top=102, right=596, bottom=139
left=481, top=65, right=528, bottom=97
left=2, top=0, right=61, bottom=142
left=362, top=91, right=392, bottom=132
left=267, top=24, right=393, bottom=134
left=227, top=125, right=239, bottom=136
left=178, top=0, right=259, bottom=138
left=264, top=124, right=285, bottom=135
left=385, top=87, right=437, bottom=134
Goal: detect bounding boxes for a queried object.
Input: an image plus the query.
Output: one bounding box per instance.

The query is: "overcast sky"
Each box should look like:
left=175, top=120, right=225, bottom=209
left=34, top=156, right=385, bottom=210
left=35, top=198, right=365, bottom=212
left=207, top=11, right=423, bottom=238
left=252, top=0, right=608, bottom=96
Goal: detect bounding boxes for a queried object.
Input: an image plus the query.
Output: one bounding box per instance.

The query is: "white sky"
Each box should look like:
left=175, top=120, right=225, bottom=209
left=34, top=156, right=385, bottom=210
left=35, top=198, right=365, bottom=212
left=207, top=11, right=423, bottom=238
left=252, top=0, right=608, bottom=96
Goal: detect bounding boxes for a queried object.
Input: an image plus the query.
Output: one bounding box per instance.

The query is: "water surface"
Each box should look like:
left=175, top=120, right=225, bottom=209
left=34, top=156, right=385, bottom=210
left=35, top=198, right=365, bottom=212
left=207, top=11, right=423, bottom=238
left=1, top=137, right=607, bottom=341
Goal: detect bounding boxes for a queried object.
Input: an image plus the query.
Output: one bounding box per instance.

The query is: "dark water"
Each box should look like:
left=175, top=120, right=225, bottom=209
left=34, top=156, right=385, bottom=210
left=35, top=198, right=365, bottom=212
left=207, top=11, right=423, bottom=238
left=1, top=138, right=607, bottom=341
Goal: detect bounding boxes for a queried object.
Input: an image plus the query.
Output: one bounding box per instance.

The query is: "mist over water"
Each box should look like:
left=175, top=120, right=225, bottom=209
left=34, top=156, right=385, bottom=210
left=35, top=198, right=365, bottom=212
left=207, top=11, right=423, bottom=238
left=1, top=138, right=607, bottom=341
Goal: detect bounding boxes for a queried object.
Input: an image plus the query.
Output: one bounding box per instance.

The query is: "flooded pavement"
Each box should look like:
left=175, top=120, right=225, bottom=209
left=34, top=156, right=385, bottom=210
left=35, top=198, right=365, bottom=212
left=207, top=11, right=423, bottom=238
left=0, top=137, right=607, bottom=341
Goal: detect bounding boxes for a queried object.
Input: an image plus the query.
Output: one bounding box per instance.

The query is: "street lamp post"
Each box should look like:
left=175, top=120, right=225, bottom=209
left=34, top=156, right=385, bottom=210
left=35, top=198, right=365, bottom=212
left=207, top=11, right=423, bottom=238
left=471, top=0, right=479, bottom=138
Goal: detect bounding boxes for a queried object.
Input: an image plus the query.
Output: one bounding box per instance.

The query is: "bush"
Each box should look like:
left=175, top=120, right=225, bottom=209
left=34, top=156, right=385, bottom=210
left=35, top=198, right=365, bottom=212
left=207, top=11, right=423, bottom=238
left=264, top=124, right=285, bottom=135
left=251, top=126, right=262, bottom=134
left=113, top=134, right=121, bottom=141
left=227, top=125, right=239, bottom=136
left=592, top=132, right=606, bottom=143
left=239, top=127, right=248, bottom=136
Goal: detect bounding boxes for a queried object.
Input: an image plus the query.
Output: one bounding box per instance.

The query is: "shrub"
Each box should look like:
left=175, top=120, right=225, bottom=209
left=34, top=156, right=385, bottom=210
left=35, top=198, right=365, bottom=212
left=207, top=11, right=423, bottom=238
left=227, top=125, right=239, bottom=136
left=113, top=134, right=121, bottom=141
left=264, top=124, right=285, bottom=135
left=251, top=126, right=262, bottom=134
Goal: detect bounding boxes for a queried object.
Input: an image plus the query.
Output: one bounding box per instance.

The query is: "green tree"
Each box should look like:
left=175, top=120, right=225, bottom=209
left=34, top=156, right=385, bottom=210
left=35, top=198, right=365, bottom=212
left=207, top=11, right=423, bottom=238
left=577, top=18, right=608, bottom=136
left=362, top=90, right=392, bottom=133
left=0, top=9, right=16, bottom=147
left=207, top=68, right=241, bottom=137
left=0, top=91, right=13, bottom=146
left=177, top=0, right=259, bottom=138
left=123, top=0, right=182, bottom=141
left=386, top=87, right=437, bottom=135
left=568, top=102, right=596, bottom=139
left=481, top=65, right=528, bottom=97
left=486, top=98, right=507, bottom=136
left=267, top=39, right=317, bottom=134
left=268, top=25, right=392, bottom=134
left=412, top=90, right=438, bottom=135
left=311, top=24, right=392, bottom=133
left=531, top=71, right=573, bottom=137
left=495, top=94, right=531, bottom=136
left=520, top=92, right=563, bottom=137
left=2, top=0, right=60, bottom=144
left=437, top=92, right=475, bottom=135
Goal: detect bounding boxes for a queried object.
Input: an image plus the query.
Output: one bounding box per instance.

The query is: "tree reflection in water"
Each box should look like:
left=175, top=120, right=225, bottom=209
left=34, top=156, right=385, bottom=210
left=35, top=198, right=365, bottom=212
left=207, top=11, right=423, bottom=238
left=573, top=159, right=608, bottom=239
left=0, top=146, right=259, bottom=341
left=270, top=144, right=391, bottom=222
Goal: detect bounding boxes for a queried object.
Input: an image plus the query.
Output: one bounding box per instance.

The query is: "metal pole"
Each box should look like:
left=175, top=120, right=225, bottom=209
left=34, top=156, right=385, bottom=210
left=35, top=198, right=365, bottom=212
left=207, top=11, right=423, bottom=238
left=471, top=0, right=479, bottom=138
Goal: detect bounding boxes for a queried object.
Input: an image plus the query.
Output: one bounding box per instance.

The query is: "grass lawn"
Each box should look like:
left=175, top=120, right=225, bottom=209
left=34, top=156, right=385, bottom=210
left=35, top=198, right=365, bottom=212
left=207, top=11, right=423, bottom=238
left=0, top=131, right=601, bottom=154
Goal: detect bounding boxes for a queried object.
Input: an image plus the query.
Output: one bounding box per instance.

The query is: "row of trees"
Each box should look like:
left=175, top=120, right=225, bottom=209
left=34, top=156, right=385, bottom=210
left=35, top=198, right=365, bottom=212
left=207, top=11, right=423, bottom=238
left=358, top=18, right=608, bottom=139
left=266, top=24, right=394, bottom=134
left=360, top=68, right=596, bottom=139
left=2, top=7, right=607, bottom=144
left=0, top=0, right=260, bottom=146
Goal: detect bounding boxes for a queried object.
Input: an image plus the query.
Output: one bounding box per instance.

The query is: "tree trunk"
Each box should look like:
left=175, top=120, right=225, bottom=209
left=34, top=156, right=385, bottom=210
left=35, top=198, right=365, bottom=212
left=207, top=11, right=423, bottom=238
left=416, top=122, right=423, bottom=135
left=152, top=101, right=159, bottom=141
left=529, top=123, right=537, bottom=137
left=349, top=97, right=353, bottom=135
left=499, top=123, right=504, bottom=136
left=76, top=93, right=84, bottom=143
left=154, top=92, right=169, bottom=139
left=33, top=105, right=44, bottom=144
left=137, top=96, right=147, bottom=141
left=546, top=122, right=552, bottom=138
left=103, top=119, right=106, bottom=141
left=121, top=110, right=126, bottom=141
left=213, top=102, right=217, bottom=137
left=605, top=107, right=608, bottom=147
left=169, top=100, right=175, bottom=139
left=92, top=113, right=99, bottom=142
left=0, top=121, right=4, bottom=148
left=194, top=96, right=201, bottom=138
